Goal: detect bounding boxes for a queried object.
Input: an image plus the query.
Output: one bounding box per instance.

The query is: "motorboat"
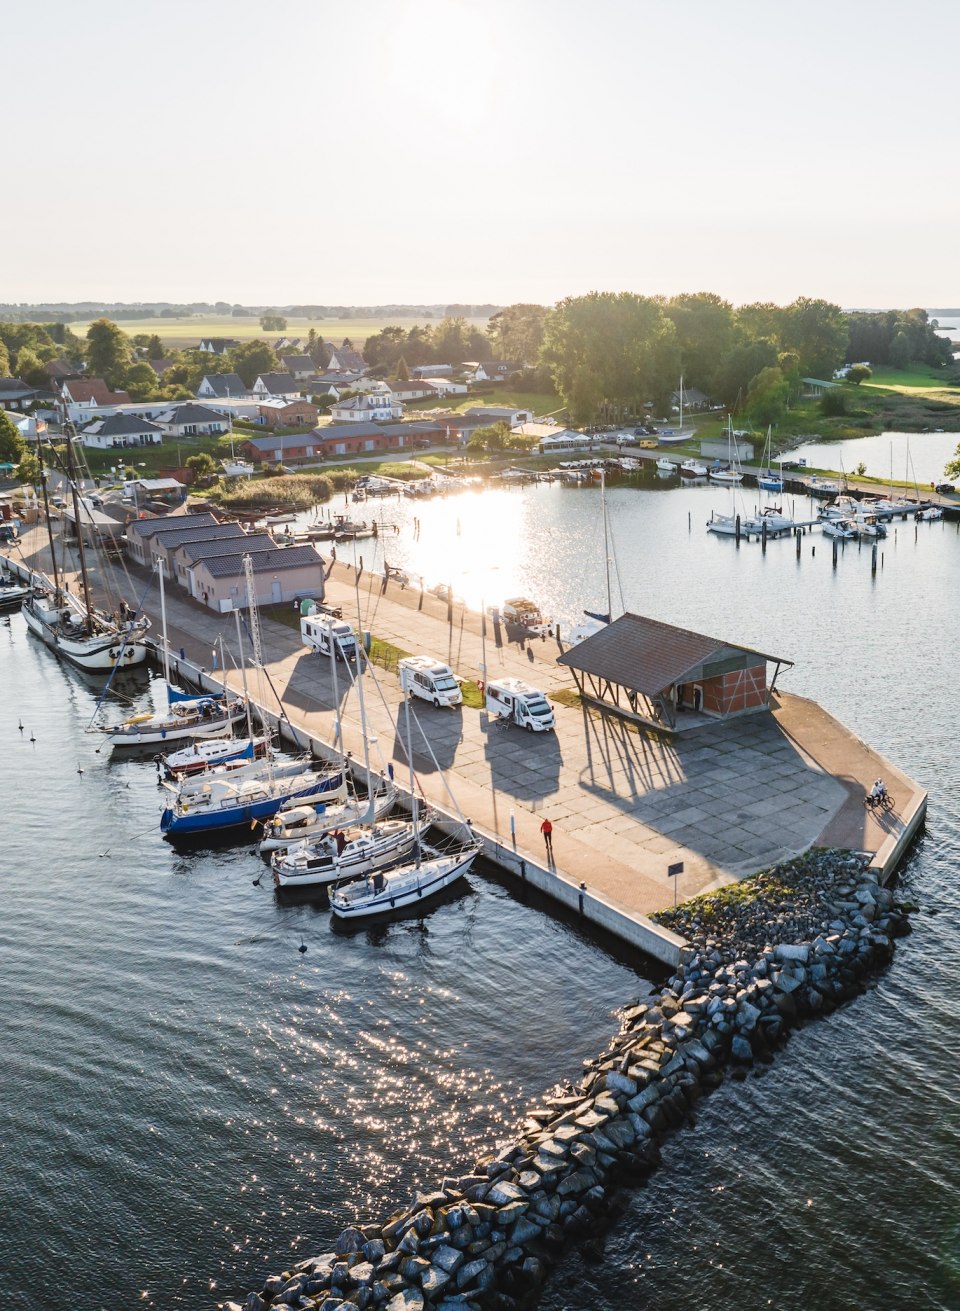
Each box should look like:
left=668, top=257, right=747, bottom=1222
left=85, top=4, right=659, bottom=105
left=257, top=780, right=398, bottom=855
left=272, top=818, right=417, bottom=889
left=917, top=505, right=943, bottom=521
left=328, top=841, right=481, bottom=921
left=679, top=459, right=707, bottom=479
left=743, top=506, right=795, bottom=537
left=0, top=573, right=31, bottom=612
left=655, top=457, right=677, bottom=473
left=757, top=469, right=784, bottom=492
left=820, top=519, right=857, bottom=540
left=160, top=735, right=271, bottom=778
left=500, top=598, right=553, bottom=637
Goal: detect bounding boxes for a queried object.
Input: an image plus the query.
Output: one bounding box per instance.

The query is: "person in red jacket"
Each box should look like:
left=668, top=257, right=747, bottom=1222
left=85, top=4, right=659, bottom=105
left=540, top=817, right=554, bottom=862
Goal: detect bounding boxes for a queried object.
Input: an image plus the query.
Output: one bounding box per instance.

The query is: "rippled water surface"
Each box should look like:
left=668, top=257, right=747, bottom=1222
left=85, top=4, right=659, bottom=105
left=2, top=480, right=958, bottom=1309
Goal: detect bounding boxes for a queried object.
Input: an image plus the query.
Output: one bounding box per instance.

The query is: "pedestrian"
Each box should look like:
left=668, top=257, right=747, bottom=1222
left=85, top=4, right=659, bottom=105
left=540, top=817, right=554, bottom=861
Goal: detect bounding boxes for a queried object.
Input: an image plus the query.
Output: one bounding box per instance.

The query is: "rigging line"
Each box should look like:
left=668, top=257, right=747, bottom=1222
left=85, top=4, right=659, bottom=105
left=85, top=570, right=156, bottom=728
left=233, top=611, right=302, bottom=750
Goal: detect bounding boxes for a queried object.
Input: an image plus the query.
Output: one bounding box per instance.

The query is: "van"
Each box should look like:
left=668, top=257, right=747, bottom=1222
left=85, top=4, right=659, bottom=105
left=300, top=613, right=359, bottom=661
left=398, top=656, right=463, bottom=708
left=484, top=677, right=555, bottom=732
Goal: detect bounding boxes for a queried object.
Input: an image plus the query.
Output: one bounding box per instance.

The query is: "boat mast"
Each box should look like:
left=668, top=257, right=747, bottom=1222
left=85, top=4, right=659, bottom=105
left=233, top=608, right=255, bottom=743
left=65, top=434, right=95, bottom=632
left=404, top=675, right=420, bottom=867
left=37, top=432, right=61, bottom=599
left=601, top=469, right=613, bottom=621
left=156, top=555, right=172, bottom=686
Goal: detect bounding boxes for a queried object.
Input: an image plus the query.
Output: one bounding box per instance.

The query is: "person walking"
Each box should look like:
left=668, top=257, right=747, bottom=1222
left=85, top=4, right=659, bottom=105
left=540, top=817, right=554, bottom=862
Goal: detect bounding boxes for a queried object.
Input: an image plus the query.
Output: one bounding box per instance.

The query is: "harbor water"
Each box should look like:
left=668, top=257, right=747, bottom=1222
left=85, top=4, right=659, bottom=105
left=2, top=476, right=959, bottom=1309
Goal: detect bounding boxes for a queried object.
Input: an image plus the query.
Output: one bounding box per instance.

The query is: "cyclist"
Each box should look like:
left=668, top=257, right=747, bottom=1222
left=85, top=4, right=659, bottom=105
left=870, top=778, right=887, bottom=806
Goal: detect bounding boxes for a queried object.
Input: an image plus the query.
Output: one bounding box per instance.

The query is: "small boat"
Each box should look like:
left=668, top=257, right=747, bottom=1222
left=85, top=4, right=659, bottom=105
left=0, top=573, right=31, bottom=612
left=97, top=694, right=248, bottom=748
left=264, top=512, right=298, bottom=525
left=160, top=735, right=271, bottom=779
left=917, top=505, right=943, bottom=521
left=500, top=597, right=553, bottom=637
left=272, top=818, right=417, bottom=889
left=679, top=459, right=707, bottom=479
left=821, top=519, right=857, bottom=540
left=174, top=753, right=322, bottom=798
left=655, top=457, right=677, bottom=473
left=756, top=426, right=784, bottom=492
left=257, top=780, right=398, bottom=855
left=221, top=459, right=255, bottom=478
left=743, top=506, right=795, bottom=537
left=806, top=476, right=840, bottom=495
left=328, top=843, right=481, bottom=921
left=706, top=510, right=741, bottom=536
left=708, top=464, right=743, bottom=485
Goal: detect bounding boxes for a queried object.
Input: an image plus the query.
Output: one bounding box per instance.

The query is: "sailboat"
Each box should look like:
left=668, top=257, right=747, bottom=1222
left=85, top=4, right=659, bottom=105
left=708, top=422, right=744, bottom=484
left=93, top=565, right=247, bottom=747
left=756, top=426, right=784, bottom=492
left=159, top=556, right=344, bottom=839
left=22, top=433, right=151, bottom=670
left=328, top=662, right=480, bottom=920
left=657, top=376, right=699, bottom=446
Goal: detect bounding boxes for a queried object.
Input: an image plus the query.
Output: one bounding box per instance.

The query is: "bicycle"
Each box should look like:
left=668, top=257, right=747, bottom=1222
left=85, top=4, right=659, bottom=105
left=864, top=790, right=895, bottom=812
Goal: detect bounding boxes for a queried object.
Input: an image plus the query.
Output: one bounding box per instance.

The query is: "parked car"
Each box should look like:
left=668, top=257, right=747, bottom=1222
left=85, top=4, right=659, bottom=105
left=934, top=481, right=955, bottom=494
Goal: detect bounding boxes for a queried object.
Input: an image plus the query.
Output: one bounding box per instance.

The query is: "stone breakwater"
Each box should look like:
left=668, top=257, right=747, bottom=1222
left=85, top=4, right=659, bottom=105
left=223, top=850, right=913, bottom=1311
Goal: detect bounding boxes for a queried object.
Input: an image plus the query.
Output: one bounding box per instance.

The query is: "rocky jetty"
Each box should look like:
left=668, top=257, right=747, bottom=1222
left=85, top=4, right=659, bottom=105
left=222, top=849, right=913, bottom=1311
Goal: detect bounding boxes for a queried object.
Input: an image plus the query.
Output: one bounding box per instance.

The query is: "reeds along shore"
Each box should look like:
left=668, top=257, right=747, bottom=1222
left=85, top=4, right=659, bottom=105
left=224, top=848, right=913, bottom=1311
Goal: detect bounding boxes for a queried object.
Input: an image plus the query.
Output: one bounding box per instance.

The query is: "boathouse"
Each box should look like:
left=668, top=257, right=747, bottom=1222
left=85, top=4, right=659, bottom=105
left=557, top=613, right=793, bottom=730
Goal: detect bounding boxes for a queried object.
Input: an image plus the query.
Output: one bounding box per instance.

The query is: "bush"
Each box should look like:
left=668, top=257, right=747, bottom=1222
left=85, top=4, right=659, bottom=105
left=820, top=388, right=848, bottom=416
left=219, top=473, right=333, bottom=510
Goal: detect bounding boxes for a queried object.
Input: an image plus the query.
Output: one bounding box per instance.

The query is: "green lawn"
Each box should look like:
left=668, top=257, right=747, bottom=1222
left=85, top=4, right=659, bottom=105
left=67, top=313, right=489, bottom=350
left=406, top=389, right=565, bottom=418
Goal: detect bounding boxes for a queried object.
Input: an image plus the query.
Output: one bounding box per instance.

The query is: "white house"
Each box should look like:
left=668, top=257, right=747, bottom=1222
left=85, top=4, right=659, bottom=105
left=154, top=402, right=229, bottom=437
left=465, top=405, right=533, bottom=426
left=279, top=354, right=316, bottom=382
left=252, top=372, right=300, bottom=399
left=420, top=377, right=467, bottom=398
left=60, top=378, right=131, bottom=423
left=198, top=338, right=239, bottom=355
left=326, top=345, right=367, bottom=374
left=330, top=393, right=403, bottom=423
left=80, top=414, right=163, bottom=449
left=197, top=373, right=249, bottom=400
left=460, top=360, right=521, bottom=384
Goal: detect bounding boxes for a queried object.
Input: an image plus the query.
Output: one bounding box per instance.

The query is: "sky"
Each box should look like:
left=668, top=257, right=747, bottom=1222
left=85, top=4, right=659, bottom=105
left=4, top=0, right=959, bottom=308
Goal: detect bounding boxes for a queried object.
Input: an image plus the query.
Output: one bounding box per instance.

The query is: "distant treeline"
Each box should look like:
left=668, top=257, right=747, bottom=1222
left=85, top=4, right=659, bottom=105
left=0, top=302, right=503, bottom=323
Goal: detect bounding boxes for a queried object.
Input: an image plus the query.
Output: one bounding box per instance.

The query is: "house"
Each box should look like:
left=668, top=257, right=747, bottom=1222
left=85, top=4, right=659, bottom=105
left=388, top=379, right=437, bottom=403
left=240, top=433, right=325, bottom=465
left=330, top=393, right=402, bottom=423
left=0, top=377, right=40, bottom=411
left=465, top=405, right=533, bottom=426
left=142, top=516, right=254, bottom=574
left=412, top=364, right=452, bottom=378
left=79, top=414, right=163, bottom=449
left=124, top=512, right=223, bottom=565
left=190, top=545, right=327, bottom=612
left=460, top=361, right=521, bottom=384
left=1, top=407, right=45, bottom=439
left=376, top=421, right=446, bottom=448
left=197, top=373, right=248, bottom=400
left=43, top=359, right=83, bottom=385
left=256, top=398, right=319, bottom=429
left=60, top=378, right=131, bottom=421
left=273, top=338, right=303, bottom=353
left=670, top=386, right=710, bottom=410
left=198, top=338, right=239, bottom=354
left=326, top=344, right=367, bottom=374
left=419, top=376, right=467, bottom=398
left=154, top=402, right=229, bottom=437
left=280, top=355, right=316, bottom=382
left=252, top=372, right=300, bottom=399
left=171, top=531, right=276, bottom=595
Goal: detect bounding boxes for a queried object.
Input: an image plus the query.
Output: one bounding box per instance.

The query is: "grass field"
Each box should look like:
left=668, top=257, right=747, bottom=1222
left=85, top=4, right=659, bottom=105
left=67, top=314, right=490, bottom=350
left=407, top=389, right=565, bottom=419
left=862, top=364, right=958, bottom=392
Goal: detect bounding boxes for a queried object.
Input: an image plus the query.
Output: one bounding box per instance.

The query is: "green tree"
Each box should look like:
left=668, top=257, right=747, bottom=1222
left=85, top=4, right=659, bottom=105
left=486, top=303, right=548, bottom=363
left=746, top=366, right=789, bottom=426
left=13, top=348, right=47, bottom=387
left=124, top=361, right=161, bottom=401
left=711, top=340, right=778, bottom=409
left=394, top=355, right=410, bottom=381
left=467, top=421, right=510, bottom=451
left=16, top=450, right=41, bottom=485
left=663, top=291, right=734, bottom=392
left=186, top=452, right=217, bottom=484
left=820, top=387, right=847, bottom=417
left=260, top=314, right=287, bottom=332
left=542, top=292, right=680, bottom=425
left=146, top=334, right=165, bottom=358
left=781, top=297, right=848, bottom=379
left=432, top=317, right=472, bottom=365
left=229, top=340, right=279, bottom=388
left=86, top=318, right=133, bottom=386
left=0, top=410, right=27, bottom=465
left=945, top=441, right=960, bottom=480
left=0, top=337, right=10, bottom=375
left=846, top=364, right=872, bottom=385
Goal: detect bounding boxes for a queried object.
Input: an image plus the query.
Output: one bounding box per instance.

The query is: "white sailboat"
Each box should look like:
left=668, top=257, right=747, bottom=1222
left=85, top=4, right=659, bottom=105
left=657, top=376, right=699, bottom=445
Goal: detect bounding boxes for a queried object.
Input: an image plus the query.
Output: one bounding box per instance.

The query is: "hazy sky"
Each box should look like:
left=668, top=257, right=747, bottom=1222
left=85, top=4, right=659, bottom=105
left=5, top=0, right=958, bottom=307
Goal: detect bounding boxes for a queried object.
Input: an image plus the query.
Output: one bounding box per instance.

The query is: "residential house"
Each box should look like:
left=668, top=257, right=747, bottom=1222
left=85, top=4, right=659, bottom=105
left=280, top=355, right=316, bottom=382
left=412, top=364, right=452, bottom=378
left=252, top=372, right=301, bottom=399
left=0, top=377, right=40, bottom=411
left=460, top=361, right=521, bottom=384
left=154, top=402, right=229, bottom=437
left=171, top=531, right=276, bottom=596
left=465, top=405, right=533, bottom=426
left=190, top=545, right=326, bottom=612
left=386, top=379, right=436, bottom=403
left=326, top=344, right=367, bottom=374
left=273, top=338, right=303, bottom=354
left=198, top=338, right=239, bottom=354
left=310, top=420, right=445, bottom=458
left=1, top=407, right=45, bottom=439
left=196, top=373, right=249, bottom=401
left=60, top=377, right=132, bottom=422
left=257, top=398, right=319, bottom=429
left=670, top=386, right=710, bottom=410
left=43, top=359, right=83, bottom=385
left=376, top=421, right=446, bottom=448
left=330, top=392, right=402, bottom=423
left=419, top=376, right=467, bottom=398
left=80, top=414, right=163, bottom=449
left=124, top=512, right=223, bottom=566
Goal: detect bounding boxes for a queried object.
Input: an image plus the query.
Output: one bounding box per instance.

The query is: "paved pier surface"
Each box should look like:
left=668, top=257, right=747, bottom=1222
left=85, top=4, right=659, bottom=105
left=6, top=525, right=927, bottom=937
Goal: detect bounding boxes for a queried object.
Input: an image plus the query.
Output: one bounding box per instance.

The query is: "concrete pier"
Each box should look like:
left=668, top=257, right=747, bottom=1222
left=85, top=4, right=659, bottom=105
left=3, top=527, right=928, bottom=964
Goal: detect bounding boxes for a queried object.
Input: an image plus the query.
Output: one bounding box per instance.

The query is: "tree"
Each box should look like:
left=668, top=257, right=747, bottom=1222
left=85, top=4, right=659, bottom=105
left=711, top=340, right=778, bottom=409
left=86, top=318, right=133, bottom=386
left=846, top=364, right=872, bottom=385
left=0, top=337, right=9, bottom=375
left=186, top=452, right=218, bottom=484
left=124, top=361, right=161, bottom=401
left=820, top=387, right=847, bottom=417
left=781, top=297, right=848, bottom=379
left=16, top=450, right=41, bottom=485
left=260, top=314, right=287, bottom=332
left=467, top=422, right=510, bottom=452
left=13, top=348, right=47, bottom=388
left=746, top=366, right=789, bottom=426
left=0, top=410, right=27, bottom=465
left=486, top=304, right=547, bottom=363
left=542, top=292, right=680, bottom=425
left=432, top=317, right=472, bottom=365
left=146, top=334, right=165, bottom=359
left=394, top=355, right=410, bottom=381
left=663, top=292, right=734, bottom=392
left=229, top=340, right=278, bottom=388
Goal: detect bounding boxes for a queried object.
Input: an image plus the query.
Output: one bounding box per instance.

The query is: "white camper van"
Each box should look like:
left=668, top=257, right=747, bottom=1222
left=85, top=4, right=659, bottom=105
left=300, top=613, right=359, bottom=661
left=484, top=677, right=555, bottom=731
left=398, top=656, right=463, bottom=708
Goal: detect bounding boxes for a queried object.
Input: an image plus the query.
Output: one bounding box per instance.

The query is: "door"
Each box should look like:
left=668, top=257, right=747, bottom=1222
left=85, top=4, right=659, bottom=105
left=271, top=580, right=282, bottom=604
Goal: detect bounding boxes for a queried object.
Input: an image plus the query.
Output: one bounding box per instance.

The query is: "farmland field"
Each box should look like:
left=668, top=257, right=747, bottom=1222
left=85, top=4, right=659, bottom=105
left=66, top=313, right=490, bottom=349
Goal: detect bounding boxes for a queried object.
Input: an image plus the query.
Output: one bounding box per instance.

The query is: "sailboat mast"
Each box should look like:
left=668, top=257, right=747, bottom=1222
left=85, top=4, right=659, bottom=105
left=65, top=435, right=95, bottom=632
left=601, top=470, right=612, bottom=621
left=233, top=607, right=255, bottom=742
left=679, top=375, right=683, bottom=434
left=404, top=680, right=420, bottom=865
left=37, top=433, right=61, bottom=598
left=157, top=556, right=172, bottom=686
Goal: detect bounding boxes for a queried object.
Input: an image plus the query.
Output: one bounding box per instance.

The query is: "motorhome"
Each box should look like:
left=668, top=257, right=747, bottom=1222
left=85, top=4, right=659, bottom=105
left=398, top=656, right=463, bottom=708
left=300, top=612, right=359, bottom=661
left=484, top=677, right=555, bottom=731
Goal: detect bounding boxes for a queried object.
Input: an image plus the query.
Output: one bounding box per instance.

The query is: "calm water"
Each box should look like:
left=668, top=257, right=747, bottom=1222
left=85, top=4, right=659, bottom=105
left=2, top=479, right=959, bottom=1309
left=786, top=430, right=958, bottom=486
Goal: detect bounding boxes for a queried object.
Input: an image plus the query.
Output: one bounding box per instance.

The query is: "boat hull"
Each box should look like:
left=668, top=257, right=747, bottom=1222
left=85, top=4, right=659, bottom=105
left=160, top=771, right=344, bottom=837
left=258, top=785, right=397, bottom=854
left=273, top=826, right=417, bottom=889
left=103, top=709, right=247, bottom=748
left=329, top=848, right=479, bottom=920
left=22, top=602, right=149, bottom=671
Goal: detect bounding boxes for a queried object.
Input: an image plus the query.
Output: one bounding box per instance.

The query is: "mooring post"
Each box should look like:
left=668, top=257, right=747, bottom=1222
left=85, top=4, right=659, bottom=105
left=519, top=859, right=526, bottom=883
left=795, top=526, right=802, bottom=558
left=761, top=520, right=767, bottom=554
left=832, top=537, right=838, bottom=568
left=872, top=543, right=878, bottom=575
left=735, top=514, right=741, bottom=545
left=578, top=882, right=586, bottom=915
